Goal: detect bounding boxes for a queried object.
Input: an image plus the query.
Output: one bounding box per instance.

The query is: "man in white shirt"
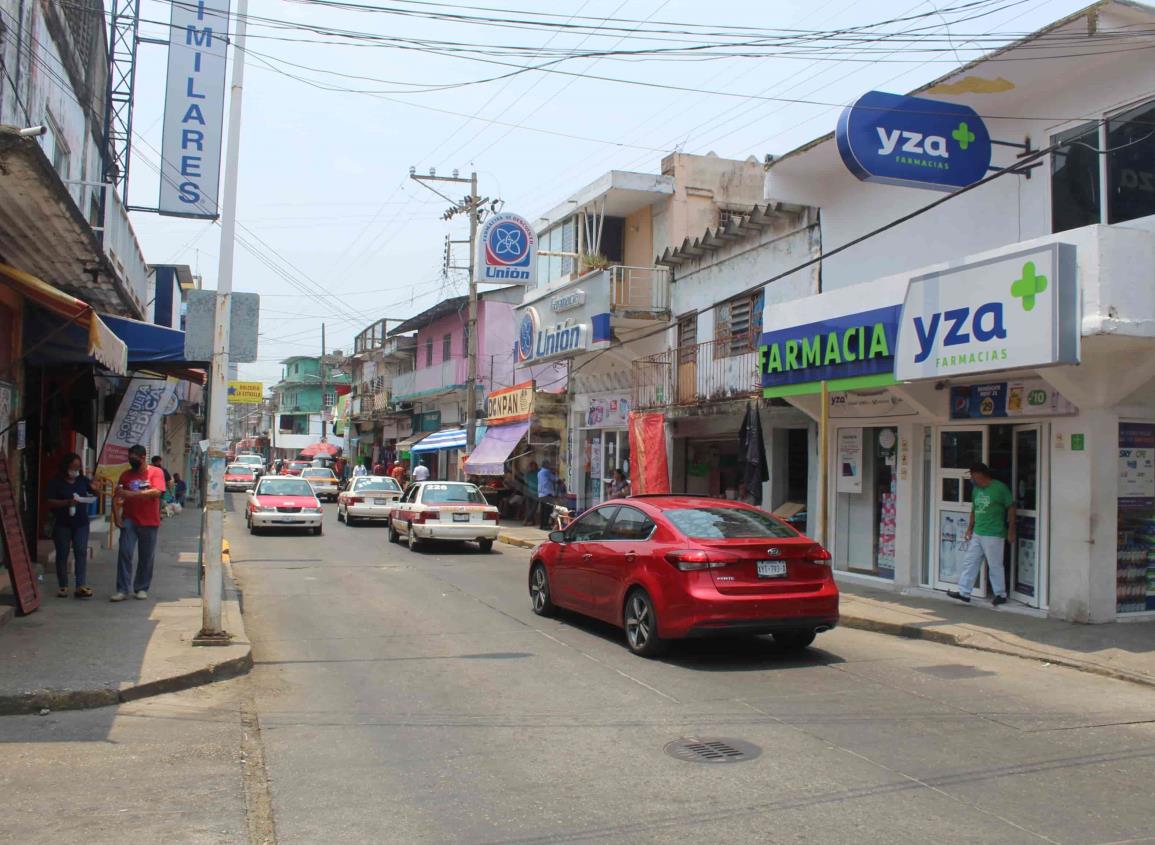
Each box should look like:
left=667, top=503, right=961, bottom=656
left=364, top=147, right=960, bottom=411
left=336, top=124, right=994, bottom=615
left=412, top=461, right=430, bottom=482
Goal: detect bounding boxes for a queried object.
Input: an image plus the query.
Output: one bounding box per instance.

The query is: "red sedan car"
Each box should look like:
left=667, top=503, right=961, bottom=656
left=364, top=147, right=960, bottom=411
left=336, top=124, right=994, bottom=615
left=528, top=496, right=838, bottom=657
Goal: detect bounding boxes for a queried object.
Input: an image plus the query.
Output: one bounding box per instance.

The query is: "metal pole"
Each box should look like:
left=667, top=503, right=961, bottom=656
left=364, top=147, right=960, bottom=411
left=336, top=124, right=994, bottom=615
left=818, top=380, right=829, bottom=548
left=320, top=321, right=327, bottom=441
left=197, top=0, right=248, bottom=644
left=465, top=171, right=479, bottom=456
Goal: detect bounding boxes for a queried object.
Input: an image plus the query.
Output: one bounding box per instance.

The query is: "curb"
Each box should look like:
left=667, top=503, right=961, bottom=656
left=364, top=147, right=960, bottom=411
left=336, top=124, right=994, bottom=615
left=497, top=533, right=538, bottom=550
left=839, top=613, right=1155, bottom=690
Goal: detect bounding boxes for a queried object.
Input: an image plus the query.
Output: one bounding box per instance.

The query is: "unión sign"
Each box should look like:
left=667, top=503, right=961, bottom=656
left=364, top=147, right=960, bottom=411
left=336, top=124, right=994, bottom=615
left=476, top=213, right=538, bottom=285
left=514, top=307, right=589, bottom=364
left=836, top=91, right=992, bottom=191
left=159, top=0, right=231, bottom=217
left=895, top=244, right=1078, bottom=382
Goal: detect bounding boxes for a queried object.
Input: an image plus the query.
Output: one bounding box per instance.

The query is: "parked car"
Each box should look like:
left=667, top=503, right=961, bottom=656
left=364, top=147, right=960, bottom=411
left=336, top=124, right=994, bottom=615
left=224, top=464, right=258, bottom=492
left=246, top=476, right=324, bottom=535
left=233, top=454, right=265, bottom=477
left=338, top=475, right=403, bottom=526
left=285, top=461, right=311, bottom=476
left=387, top=481, right=499, bottom=552
left=301, top=467, right=340, bottom=501
left=527, top=496, right=839, bottom=657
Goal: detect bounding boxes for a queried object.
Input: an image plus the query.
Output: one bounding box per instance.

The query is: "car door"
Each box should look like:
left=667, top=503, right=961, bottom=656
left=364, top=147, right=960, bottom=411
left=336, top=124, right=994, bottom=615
left=392, top=485, right=415, bottom=531
left=588, top=506, right=654, bottom=622
left=554, top=507, right=616, bottom=612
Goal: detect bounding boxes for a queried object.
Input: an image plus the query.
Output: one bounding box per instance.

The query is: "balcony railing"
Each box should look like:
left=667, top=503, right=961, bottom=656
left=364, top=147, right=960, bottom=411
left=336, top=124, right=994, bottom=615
left=609, top=265, right=670, bottom=314
left=101, top=186, right=150, bottom=311
left=632, top=332, right=760, bottom=410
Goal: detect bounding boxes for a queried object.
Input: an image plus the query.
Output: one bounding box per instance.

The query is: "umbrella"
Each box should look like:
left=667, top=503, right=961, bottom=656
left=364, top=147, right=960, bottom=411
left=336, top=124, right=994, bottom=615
left=298, top=441, right=339, bottom=458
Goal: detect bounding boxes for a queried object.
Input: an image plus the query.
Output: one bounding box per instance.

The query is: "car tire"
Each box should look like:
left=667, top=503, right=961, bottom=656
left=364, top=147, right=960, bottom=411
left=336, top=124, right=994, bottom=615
left=478, top=538, right=494, bottom=553
left=249, top=522, right=259, bottom=536
left=346, top=513, right=356, bottom=527
left=529, top=563, right=555, bottom=617
left=623, top=589, right=666, bottom=658
left=337, top=506, right=345, bottom=523
left=388, top=521, right=400, bottom=544
left=773, top=630, right=816, bottom=651
left=313, top=524, right=323, bottom=536
left=407, top=524, right=421, bottom=551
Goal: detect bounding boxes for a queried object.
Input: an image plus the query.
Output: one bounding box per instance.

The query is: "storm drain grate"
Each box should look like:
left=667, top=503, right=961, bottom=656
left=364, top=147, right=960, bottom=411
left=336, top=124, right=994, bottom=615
left=664, top=737, right=761, bottom=764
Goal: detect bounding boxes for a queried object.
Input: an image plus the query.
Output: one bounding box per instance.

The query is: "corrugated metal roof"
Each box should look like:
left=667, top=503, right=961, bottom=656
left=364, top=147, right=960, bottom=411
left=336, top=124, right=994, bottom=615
left=0, top=131, right=142, bottom=317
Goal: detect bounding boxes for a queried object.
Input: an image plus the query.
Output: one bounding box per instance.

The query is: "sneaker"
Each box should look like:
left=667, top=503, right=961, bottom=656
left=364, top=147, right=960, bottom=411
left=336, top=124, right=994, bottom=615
left=134, top=590, right=148, bottom=600
left=947, top=590, right=971, bottom=603
left=110, top=592, right=127, bottom=602
left=992, top=595, right=1007, bottom=606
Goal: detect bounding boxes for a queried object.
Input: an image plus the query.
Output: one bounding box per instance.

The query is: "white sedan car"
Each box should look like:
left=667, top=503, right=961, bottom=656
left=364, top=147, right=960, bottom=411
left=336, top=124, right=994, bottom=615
left=300, top=467, right=340, bottom=501
left=337, top=475, right=404, bottom=526
left=388, top=481, right=500, bottom=552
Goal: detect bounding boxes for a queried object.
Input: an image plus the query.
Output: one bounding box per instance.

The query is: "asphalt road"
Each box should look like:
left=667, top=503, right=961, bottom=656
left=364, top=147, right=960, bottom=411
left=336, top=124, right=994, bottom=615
left=225, top=500, right=1155, bottom=845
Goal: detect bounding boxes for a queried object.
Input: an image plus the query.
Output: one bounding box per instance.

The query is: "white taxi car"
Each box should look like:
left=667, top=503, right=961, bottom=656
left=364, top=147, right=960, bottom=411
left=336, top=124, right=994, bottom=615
left=337, top=475, right=403, bottom=526
left=300, top=467, right=340, bottom=501
left=387, top=481, right=499, bottom=552
left=246, top=476, right=323, bottom=535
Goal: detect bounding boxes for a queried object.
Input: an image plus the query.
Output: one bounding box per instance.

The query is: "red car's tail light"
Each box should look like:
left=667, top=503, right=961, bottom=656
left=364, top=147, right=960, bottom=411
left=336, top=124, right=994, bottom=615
left=665, top=550, right=733, bottom=571
left=807, top=546, right=833, bottom=565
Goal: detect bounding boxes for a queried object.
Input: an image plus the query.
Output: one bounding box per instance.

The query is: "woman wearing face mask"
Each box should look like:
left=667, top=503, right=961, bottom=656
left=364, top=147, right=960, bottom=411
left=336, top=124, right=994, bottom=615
left=44, top=452, right=100, bottom=598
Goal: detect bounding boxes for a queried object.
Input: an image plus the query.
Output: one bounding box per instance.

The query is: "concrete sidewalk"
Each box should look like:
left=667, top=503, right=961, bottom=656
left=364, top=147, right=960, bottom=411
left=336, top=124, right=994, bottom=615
left=0, top=509, right=251, bottom=715
left=838, top=581, right=1155, bottom=688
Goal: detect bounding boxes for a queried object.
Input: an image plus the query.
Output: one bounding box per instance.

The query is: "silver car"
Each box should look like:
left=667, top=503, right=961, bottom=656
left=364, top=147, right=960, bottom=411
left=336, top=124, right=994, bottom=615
left=337, top=475, right=404, bottom=526
left=300, top=467, right=340, bottom=501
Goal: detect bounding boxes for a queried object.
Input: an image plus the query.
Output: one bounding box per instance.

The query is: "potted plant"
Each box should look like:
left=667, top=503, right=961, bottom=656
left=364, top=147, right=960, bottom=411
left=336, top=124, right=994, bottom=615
left=580, top=252, right=611, bottom=274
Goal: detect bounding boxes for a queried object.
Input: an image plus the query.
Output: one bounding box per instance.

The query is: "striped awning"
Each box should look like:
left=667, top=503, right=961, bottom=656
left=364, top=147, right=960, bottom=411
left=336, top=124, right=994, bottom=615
left=411, top=427, right=466, bottom=453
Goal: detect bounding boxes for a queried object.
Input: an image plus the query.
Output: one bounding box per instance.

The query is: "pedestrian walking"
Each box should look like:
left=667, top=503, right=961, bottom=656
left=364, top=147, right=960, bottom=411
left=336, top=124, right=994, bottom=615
left=390, top=460, right=407, bottom=484
left=44, top=452, right=100, bottom=598
left=173, top=474, right=187, bottom=507
left=353, top=460, right=368, bottom=477
left=412, top=460, right=430, bottom=482
left=151, top=455, right=172, bottom=486
left=111, top=444, right=167, bottom=602
left=949, top=462, right=1016, bottom=606
left=537, top=460, right=558, bottom=530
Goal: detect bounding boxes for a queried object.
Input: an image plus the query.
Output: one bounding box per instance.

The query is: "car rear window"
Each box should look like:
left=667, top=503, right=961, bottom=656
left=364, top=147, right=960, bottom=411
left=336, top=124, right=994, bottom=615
left=302, top=469, right=336, bottom=479
left=420, top=484, right=486, bottom=505
left=257, top=479, right=314, bottom=497
left=354, top=478, right=401, bottom=493
left=226, top=466, right=254, bottom=476
left=665, top=507, right=797, bottom=539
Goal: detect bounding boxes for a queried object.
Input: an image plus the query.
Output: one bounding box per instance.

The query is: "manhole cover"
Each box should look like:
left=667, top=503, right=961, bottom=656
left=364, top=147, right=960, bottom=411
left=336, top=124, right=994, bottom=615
left=664, top=737, right=761, bottom=764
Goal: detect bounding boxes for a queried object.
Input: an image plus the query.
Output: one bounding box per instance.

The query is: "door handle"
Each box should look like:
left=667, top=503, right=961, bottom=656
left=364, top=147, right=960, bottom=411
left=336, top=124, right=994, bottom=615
left=626, top=552, right=636, bottom=562
left=581, top=553, right=593, bottom=561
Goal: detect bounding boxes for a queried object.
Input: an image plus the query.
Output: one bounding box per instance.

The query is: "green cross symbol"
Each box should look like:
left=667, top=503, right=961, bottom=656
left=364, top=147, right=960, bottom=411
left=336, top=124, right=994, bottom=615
left=951, top=121, right=976, bottom=151
left=1011, top=261, right=1047, bottom=311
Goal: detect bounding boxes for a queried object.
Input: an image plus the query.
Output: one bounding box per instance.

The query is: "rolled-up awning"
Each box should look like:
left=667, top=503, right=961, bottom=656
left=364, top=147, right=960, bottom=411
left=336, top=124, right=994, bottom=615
left=101, top=314, right=193, bottom=363
left=463, top=420, right=530, bottom=476
left=1, top=262, right=127, bottom=374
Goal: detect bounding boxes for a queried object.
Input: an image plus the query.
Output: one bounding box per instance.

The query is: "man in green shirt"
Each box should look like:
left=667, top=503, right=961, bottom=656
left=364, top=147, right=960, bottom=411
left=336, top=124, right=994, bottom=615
left=949, top=462, right=1016, bottom=606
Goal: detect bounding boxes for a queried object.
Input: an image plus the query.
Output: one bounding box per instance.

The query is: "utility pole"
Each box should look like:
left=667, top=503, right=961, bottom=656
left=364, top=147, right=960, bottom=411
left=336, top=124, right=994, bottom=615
left=408, top=168, right=484, bottom=453
left=197, top=0, right=248, bottom=645
left=320, top=321, right=327, bottom=441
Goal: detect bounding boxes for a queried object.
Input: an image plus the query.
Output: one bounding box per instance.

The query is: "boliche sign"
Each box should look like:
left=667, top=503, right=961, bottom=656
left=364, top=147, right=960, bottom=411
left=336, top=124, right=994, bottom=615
left=487, top=380, right=534, bottom=425
left=836, top=91, right=992, bottom=191
left=895, top=243, right=1078, bottom=382
left=476, top=213, right=538, bottom=285
left=159, top=0, right=231, bottom=218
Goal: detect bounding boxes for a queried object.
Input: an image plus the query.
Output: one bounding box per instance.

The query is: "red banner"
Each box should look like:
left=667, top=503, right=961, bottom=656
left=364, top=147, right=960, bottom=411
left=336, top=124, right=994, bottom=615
left=628, top=412, right=669, bottom=495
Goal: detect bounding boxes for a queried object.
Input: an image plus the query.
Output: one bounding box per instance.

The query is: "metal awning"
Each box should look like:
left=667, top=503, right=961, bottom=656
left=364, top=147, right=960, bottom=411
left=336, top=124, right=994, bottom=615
left=0, top=130, right=141, bottom=317
left=463, top=420, right=529, bottom=476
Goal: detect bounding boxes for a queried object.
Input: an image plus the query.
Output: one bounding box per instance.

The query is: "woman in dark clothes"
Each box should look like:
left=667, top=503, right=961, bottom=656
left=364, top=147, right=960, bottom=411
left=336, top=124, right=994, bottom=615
left=44, top=452, right=101, bottom=598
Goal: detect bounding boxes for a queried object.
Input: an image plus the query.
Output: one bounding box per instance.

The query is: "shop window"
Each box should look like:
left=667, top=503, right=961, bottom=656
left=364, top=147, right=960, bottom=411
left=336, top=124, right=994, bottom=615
left=715, top=291, right=764, bottom=357
left=833, top=427, right=897, bottom=578
left=1117, top=423, right=1155, bottom=613
left=1107, top=99, right=1155, bottom=225
left=1051, top=122, right=1100, bottom=234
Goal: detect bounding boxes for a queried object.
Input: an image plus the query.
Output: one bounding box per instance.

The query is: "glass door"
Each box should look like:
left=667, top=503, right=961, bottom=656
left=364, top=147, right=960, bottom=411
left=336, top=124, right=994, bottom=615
left=934, top=427, right=988, bottom=593
left=1011, top=424, right=1045, bottom=607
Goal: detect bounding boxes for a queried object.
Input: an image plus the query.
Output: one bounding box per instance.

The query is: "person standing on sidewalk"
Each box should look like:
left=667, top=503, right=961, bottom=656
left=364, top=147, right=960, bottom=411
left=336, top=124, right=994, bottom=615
left=537, top=460, right=558, bottom=531
left=44, top=453, right=100, bottom=599
left=949, top=462, right=1015, bottom=606
left=111, top=444, right=167, bottom=602
left=523, top=460, right=539, bottom=526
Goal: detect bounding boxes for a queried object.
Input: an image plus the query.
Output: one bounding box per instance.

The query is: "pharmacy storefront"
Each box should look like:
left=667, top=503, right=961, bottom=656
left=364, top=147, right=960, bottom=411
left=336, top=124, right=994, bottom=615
left=762, top=232, right=1155, bottom=622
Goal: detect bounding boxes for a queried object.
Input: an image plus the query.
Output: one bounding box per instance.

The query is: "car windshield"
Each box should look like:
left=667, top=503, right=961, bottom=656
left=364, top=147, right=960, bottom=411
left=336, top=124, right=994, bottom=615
left=354, top=478, right=402, bottom=493
left=302, top=469, right=336, bottom=479
left=664, top=507, right=797, bottom=539
left=256, top=478, right=314, bottom=497
left=226, top=466, right=255, bottom=476
left=420, top=484, right=486, bottom=505
left=236, top=456, right=262, bottom=464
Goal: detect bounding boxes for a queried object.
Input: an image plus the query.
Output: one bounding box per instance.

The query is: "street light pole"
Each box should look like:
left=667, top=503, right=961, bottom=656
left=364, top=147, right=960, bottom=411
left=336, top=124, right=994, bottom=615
left=197, top=0, right=248, bottom=645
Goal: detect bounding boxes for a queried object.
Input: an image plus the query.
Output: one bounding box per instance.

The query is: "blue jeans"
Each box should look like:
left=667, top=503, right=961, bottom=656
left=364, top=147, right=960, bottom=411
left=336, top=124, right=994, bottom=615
left=117, top=519, right=159, bottom=594
left=53, top=521, right=90, bottom=588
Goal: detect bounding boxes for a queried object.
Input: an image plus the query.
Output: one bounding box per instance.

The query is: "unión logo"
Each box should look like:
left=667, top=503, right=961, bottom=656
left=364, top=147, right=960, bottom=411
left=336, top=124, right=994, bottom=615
left=515, top=308, right=539, bottom=363
left=476, top=212, right=538, bottom=285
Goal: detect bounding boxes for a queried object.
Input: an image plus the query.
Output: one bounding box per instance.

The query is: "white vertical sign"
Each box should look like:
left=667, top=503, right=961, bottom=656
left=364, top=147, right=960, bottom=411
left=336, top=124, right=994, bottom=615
left=159, top=0, right=231, bottom=218
left=836, top=427, right=863, bottom=494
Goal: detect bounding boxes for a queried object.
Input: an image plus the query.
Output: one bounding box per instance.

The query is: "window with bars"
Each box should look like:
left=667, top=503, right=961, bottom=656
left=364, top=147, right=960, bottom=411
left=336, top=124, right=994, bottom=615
left=442, top=333, right=452, bottom=360
left=714, top=291, right=764, bottom=357
left=425, top=338, right=433, bottom=367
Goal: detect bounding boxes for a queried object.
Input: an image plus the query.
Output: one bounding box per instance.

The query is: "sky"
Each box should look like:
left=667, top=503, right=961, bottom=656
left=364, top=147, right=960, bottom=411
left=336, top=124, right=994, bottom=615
left=121, top=0, right=1091, bottom=388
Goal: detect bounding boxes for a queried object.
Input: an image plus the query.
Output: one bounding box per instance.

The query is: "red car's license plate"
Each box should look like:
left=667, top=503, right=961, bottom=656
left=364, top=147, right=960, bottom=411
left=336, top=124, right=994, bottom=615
left=756, top=561, right=787, bottom=578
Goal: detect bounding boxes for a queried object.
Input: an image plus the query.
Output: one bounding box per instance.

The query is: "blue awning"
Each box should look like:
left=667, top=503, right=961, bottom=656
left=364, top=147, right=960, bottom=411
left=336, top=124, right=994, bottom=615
left=411, top=426, right=487, bottom=453
left=101, top=314, right=198, bottom=363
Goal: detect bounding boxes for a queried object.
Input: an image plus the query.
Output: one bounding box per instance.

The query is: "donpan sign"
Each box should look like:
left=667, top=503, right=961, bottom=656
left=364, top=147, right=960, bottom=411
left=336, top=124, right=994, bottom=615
left=159, top=0, right=231, bottom=218
left=895, top=243, right=1078, bottom=382
left=837, top=91, right=992, bottom=191
left=476, top=213, right=538, bottom=285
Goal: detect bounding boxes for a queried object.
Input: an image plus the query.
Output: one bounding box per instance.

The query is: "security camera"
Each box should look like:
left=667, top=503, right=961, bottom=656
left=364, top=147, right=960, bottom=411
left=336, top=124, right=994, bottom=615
left=18, top=125, right=47, bottom=137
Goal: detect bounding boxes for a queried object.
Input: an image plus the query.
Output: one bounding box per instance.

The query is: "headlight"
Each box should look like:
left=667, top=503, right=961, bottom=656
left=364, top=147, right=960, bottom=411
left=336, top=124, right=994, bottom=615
left=254, top=505, right=276, bottom=513
left=304, top=506, right=322, bottom=514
